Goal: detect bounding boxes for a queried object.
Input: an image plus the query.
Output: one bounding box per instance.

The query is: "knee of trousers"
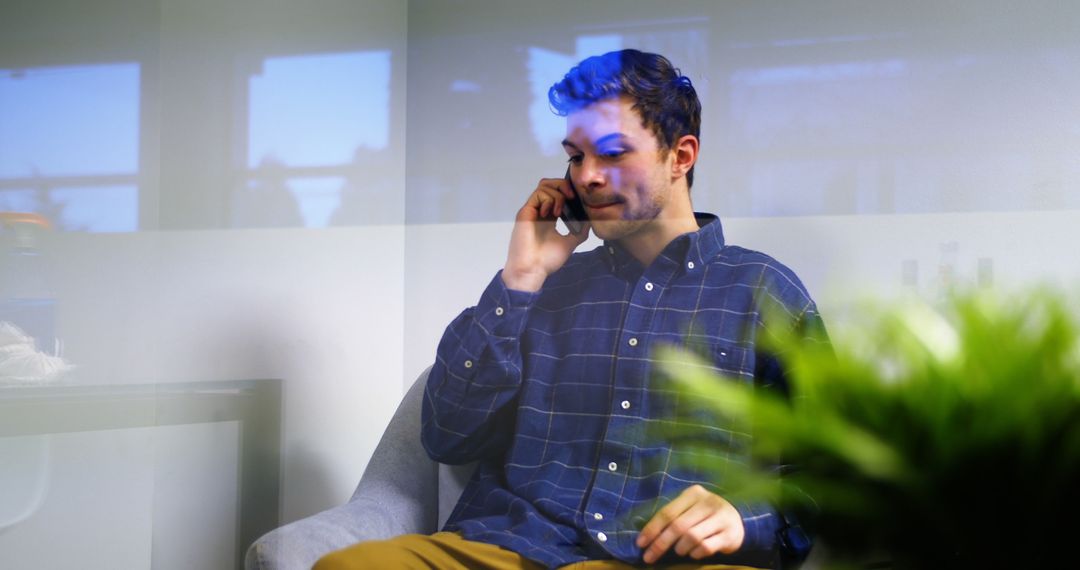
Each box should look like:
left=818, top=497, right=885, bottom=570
left=313, top=535, right=431, bottom=570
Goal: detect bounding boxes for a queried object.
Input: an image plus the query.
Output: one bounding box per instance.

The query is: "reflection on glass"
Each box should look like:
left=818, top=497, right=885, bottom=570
left=0, top=64, right=139, bottom=177
left=248, top=51, right=391, bottom=167
left=233, top=173, right=346, bottom=229
left=414, top=12, right=1079, bottom=223
left=0, top=435, right=51, bottom=537
left=723, top=47, right=1080, bottom=217
left=0, top=190, right=36, bottom=213
left=244, top=51, right=392, bottom=228
left=234, top=157, right=303, bottom=229
left=50, top=186, right=138, bottom=233
left=288, top=177, right=345, bottom=228
left=413, top=25, right=710, bottom=224
left=0, top=64, right=140, bottom=233
left=0, top=212, right=69, bottom=387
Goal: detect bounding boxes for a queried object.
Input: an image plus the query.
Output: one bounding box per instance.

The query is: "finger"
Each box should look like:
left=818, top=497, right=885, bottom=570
left=535, top=177, right=576, bottom=205
left=526, top=188, right=555, bottom=219
left=672, top=506, right=728, bottom=557
left=637, top=487, right=702, bottom=548
left=644, top=503, right=713, bottom=563
left=535, top=177, right=573, bottom=199
left=535, top=186, right=566, bottom=218
left=689, top=531, right=740, bottom=559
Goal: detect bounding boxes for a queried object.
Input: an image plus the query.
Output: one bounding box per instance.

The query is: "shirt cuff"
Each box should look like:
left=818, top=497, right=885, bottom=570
left=474, top=270, right=538, bottom=339
left=734, top=501, right=781, bottom=554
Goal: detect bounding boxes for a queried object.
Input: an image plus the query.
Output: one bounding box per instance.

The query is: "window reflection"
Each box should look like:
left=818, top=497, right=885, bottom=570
left=50, top=186, right=138, bottom=233
left=0, top=212, right=66, bottom=387
left=243, top=51, right=392, bottom=228
left=0, top=64, right=139, bottom=233
left=0, top=190, right=37, bottom=213
left=723, top=48, right=1080, bottom=217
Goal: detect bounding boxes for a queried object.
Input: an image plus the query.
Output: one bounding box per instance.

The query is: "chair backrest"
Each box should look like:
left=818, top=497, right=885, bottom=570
left=437, top=462, right=475, bottom=528
left=409, top=368, right=476, bottom=527
left=351, top=367, right=475, bottom=532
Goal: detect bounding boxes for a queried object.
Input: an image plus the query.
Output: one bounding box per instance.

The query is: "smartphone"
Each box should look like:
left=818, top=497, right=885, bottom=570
left=560, top=166, right=588, bottom=235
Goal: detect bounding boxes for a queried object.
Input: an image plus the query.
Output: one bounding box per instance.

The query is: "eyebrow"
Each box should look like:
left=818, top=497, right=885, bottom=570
left=561, top=133, right=629, bottom=151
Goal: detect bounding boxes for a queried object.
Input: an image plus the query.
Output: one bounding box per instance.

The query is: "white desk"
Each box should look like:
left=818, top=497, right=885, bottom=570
left=0, top=379, right=282, bottom=569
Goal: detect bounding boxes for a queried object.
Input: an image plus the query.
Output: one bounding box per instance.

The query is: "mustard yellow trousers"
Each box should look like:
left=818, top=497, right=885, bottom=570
left=313, top=531, right=764, bottom=570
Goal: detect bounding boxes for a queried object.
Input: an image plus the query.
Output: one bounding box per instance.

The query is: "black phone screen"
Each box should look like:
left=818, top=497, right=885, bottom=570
left=560, top=166, right=588, bottom=235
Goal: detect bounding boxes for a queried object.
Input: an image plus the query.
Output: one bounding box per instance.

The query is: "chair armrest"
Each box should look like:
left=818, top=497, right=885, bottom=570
left=245, top=368, right=440, bottom=569
left=244, top=496, right=398, bottom=570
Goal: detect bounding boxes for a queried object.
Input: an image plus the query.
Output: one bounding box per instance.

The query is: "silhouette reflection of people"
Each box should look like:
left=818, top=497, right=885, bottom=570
left=328, top=145, right=400, bottom=226
left=234, top=156, right=303, bottom=228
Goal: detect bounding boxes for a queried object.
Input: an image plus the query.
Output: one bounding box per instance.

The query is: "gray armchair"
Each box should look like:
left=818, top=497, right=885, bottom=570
left=244, top=367, right=475, bottom=570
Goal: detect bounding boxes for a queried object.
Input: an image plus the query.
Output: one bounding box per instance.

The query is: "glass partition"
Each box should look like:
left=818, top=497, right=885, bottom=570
left=2, top=1, right=1078, bottom=567
left=402, top=0, right=1080, bottom=385
left=1, top=0, right=405, bottom=567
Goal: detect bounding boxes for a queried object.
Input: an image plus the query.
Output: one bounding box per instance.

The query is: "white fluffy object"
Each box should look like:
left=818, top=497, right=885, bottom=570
left=0, top=321, right=71, bottom=384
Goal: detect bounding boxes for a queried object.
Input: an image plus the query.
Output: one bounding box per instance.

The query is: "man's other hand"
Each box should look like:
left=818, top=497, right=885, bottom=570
left=635, top=484, right=745, bottom=564
left=502, top=178, right=590, bottom=292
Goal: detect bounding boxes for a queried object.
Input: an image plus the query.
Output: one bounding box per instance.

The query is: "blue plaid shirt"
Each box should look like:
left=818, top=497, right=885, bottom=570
left=422, top=214, right=823, bottom=569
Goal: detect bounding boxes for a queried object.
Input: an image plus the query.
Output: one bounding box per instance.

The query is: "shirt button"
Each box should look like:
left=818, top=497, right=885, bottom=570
left=594, top=512, right=604, bottom=521
left=687, top=261, right=695, bottom=270
left=608, top=462, right=618, bottom=471
left=620, top=400, right=630, bottom=410
left=464, top=360, right=473, bottom=368
left=608, top=246, right=615, bottom=255
left=494, top=307, right=504, bottom=316
left=628, top=338, right=638, bottom=347
left=597, top=531, right=608, bottom=543
left=644, top=282, right=654, bottom=292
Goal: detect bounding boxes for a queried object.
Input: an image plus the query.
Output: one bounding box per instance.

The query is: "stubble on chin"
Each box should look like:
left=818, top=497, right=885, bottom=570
left=589, top=218, right=645, bottom=242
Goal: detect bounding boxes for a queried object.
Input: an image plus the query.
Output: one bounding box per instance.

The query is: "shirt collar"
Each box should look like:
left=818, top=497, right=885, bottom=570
left=687, top=212, right=725, bottom=267
left=604, top=212, right=725, bottom=278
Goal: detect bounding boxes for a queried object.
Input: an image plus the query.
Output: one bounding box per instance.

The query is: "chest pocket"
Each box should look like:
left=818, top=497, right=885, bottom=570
left=647, top=340, right=756, bottom=464
left=707, top=342, right=754, bottom=383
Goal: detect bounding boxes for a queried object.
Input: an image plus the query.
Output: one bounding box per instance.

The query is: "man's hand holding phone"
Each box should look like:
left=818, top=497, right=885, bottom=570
left=501, top=172, right=590, bottom=293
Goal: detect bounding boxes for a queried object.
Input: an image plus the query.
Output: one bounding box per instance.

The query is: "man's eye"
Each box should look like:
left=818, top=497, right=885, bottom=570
left=599, top=149, right=626, bottom=159
left=566, top=155, right=583, bottom=165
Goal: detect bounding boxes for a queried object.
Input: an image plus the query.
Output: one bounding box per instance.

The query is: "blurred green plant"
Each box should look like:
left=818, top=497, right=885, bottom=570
left=653, top=290, right=1080, bottom=568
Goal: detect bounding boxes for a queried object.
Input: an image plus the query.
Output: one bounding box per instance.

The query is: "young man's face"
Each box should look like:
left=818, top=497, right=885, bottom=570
left=562, top=96, right=679, bottom=242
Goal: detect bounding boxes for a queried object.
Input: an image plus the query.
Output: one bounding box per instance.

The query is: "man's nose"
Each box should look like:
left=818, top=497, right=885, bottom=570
left=579, top=156, right=606, bottom=190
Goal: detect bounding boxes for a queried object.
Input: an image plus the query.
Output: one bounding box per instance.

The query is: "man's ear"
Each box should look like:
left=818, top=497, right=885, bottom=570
left=670, top=134, right=698, bottom=181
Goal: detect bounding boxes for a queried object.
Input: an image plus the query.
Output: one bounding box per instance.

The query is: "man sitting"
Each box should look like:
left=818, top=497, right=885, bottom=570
left=317, top=49, right=825, bottom=570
